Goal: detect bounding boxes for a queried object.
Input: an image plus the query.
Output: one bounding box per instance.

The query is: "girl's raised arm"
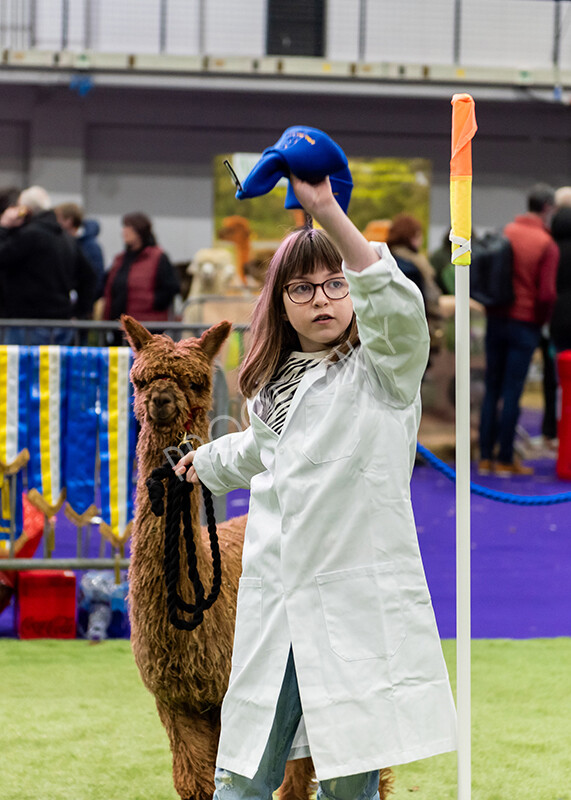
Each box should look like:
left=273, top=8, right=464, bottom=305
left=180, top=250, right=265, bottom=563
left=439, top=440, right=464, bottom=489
left=290, top=174, right=378, bottom=273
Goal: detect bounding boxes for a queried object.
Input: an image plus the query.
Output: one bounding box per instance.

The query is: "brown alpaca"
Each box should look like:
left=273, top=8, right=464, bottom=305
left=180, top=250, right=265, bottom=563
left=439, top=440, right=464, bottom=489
left=122, top=315, right=394, bottom=800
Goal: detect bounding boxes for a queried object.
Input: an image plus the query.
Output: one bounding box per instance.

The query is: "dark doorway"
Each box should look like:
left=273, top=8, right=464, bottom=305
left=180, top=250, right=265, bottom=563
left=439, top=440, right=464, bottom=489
left=266, top=0, right=325, bottom=57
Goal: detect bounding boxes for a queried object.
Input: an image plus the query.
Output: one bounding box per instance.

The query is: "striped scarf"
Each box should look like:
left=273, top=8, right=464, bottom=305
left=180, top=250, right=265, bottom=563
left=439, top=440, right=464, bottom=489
left=258, top=350, right=328, bottom=435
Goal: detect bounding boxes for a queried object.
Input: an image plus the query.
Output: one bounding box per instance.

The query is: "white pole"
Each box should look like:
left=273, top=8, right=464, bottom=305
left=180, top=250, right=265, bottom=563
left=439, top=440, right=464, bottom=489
left=455, top=262, right=471, bottom=800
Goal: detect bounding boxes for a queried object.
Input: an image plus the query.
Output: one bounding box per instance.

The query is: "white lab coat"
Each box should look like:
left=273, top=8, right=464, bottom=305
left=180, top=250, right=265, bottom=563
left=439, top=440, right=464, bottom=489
left=194, top=243, right=457, bottom=781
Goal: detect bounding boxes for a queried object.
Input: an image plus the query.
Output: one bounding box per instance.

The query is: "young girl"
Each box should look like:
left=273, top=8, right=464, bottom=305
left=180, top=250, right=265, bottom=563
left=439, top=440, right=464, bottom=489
left=175, top=175, right=457, bottom=800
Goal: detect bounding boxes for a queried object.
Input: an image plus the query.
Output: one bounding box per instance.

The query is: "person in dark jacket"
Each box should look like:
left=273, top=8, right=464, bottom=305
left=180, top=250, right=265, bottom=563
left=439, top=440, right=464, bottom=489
left=55, top=202, right=105, bottom=298
left=103, top=212, right=179, bottom=343
left=0, top=186, right=21, bottom=318
left=0, top=186, right=20, bottom=215
left=0, top=186, right=97, bottom=345
left=550, top=188, right=571, bottom=354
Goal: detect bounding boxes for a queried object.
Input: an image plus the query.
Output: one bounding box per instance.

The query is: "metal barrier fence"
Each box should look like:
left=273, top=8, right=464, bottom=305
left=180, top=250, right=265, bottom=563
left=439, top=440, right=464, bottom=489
left=0, top=316, right=248, bottom=346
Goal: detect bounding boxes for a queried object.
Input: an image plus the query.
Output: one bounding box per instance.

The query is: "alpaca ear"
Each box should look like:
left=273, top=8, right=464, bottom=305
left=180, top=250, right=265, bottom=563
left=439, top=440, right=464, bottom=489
left=199, top=320, right=232, bottom=361
left=121, top=315, right=153, bottom=352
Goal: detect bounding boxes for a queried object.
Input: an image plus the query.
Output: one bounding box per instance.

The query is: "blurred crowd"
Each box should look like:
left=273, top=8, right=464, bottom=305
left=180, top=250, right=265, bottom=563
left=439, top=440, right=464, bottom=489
left=0, top=182, right=452, bottom=347
left=1, top=180, right=570, bottom=476
left=0, top=185, right=182, bottom=345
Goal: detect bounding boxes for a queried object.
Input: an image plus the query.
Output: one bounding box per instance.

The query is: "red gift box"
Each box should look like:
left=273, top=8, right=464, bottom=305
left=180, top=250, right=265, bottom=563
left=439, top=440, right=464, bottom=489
left=17, top=570, right=76, bottom=639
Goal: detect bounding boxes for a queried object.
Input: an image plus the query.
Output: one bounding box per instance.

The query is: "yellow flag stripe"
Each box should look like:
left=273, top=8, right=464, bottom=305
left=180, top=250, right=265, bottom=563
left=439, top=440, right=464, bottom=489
left=0, top=346, right=20, bottom=464
left=0, top=347, right=20, bottom=530
left=39, top=347, right=53, bottom=503
left=1, top=476, right=11, bottom=520
left=116, top=348, right=130, bottom=534
left=0, top=347, right=8, bottom=464
left=6, top=347, right=19, bottom=463
left=108, top=348, right=119, bottom=534
left=48, top=346, right=61, bottom=502
left=450, top=176, right=472, bottom=266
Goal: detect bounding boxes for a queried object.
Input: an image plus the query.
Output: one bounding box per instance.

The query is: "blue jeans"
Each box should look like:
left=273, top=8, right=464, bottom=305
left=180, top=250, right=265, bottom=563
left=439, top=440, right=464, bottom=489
left=213, top=649, right=380, bottom=800
left=479, top=316, right=541, bottom=463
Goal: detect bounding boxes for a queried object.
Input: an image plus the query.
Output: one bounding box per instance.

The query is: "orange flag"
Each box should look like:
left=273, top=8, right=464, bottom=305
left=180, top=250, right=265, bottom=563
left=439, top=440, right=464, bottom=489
left=450, top=94, right=477, bottom=265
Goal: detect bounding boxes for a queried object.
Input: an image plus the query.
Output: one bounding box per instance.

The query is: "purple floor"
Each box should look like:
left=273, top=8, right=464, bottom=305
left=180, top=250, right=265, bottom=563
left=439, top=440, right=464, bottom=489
left=414, top=407, right=571, bottom=639
left=2, top=409, right=570, bottom=640
left=412, top=454, right=571, bottom=639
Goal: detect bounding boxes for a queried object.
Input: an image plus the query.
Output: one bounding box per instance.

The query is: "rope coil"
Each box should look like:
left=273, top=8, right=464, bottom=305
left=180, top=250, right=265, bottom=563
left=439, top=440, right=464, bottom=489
left=146, top=463, right=222, bottom=630
left=417, top=443, right=571, bottom=506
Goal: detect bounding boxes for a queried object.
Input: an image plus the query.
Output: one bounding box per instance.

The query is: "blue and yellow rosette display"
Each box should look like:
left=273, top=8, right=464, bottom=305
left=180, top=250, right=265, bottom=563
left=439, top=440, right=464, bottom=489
left=26, top=346, right=67, bottom=534
left=98, top=348, right=137, bottom=555
left=63, top=347, right=100, bottom=527
left=0, top=345, right=30, bottom=551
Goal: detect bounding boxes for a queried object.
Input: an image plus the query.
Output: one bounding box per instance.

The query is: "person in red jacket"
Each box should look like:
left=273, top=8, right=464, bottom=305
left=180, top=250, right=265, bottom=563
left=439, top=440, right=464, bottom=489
left=479, top=184, right=559, bottom=477
left=103, top=212, right=179, bottom=342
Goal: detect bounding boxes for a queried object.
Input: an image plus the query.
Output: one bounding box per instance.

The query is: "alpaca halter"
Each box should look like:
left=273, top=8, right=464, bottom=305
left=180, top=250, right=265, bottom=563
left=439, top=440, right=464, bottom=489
left=177, top=407, right=204, bottom=444
left=146, top=456, right=221, bottom=632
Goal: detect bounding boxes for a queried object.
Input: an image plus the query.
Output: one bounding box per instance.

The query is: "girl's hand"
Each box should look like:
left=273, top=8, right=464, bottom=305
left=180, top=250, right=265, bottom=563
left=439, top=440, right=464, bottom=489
left=174, top=450, right=200, bottom=485
left=289, top=174, right=339, bottom=223
left=291, top=173, right=378, bottom=273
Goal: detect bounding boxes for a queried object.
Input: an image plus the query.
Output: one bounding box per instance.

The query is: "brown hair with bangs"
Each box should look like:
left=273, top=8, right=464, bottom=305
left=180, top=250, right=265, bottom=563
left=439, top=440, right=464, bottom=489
left=238, top=226, right=359, bottom=398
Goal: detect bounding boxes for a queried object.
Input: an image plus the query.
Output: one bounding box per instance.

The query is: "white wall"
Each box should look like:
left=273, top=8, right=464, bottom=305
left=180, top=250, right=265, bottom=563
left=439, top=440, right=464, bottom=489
left=327, top=0, right=361, bottom=60
left=1, top=1, right=570, bottom=266
left=203, top=0, right=266, bottom=56
left=30, top=0, right=267, bottom=58
left=364, top=1, right=455, bottom=65
left=6, top=0, right=570, bottom=70
left=85, top=125, right=215, bottom=264
left=462, top=0, right=557, bottom=70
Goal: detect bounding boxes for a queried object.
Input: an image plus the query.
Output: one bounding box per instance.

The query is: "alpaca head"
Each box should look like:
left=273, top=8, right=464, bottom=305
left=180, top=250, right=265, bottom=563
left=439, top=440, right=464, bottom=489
left=121, top=315, right=231, bottom=450
left=187, top=247, right=237, bottom=297
left=218, top=215, right=251, bottom=246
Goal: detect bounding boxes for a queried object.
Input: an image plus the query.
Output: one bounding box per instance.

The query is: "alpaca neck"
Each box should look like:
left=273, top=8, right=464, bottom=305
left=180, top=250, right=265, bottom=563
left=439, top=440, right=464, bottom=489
left=234, top=237, right=250, bottom=282
left=136, top=425, right=181, bottom=480
left=134, top=422, right=212, bottom=575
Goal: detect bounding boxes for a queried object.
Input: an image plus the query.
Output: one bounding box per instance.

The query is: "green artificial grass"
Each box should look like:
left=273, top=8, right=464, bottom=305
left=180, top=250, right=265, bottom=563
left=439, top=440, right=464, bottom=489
left=1, top=640, right=176, bottom=800
left=1, top=638, right=570, bottom=800
left=393, top=639, right=571, bottom=800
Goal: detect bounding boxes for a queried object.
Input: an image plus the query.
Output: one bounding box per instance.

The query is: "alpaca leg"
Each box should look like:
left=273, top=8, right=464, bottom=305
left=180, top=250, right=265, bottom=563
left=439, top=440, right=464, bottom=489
left=378, top=768, right=395, bottom=800
left=279, top=757, right=316, bottom=800
left=156, top=699, right=220, bottom=800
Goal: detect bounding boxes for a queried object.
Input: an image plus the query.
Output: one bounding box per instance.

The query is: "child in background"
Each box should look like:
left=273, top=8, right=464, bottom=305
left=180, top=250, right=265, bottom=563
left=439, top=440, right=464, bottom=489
left=175, top=173, right=456, bottom=800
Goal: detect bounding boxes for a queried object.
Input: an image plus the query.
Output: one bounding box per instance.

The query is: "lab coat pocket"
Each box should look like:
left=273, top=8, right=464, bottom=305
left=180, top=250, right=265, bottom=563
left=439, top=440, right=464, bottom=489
left=316, top=564, right=406, bottom=661
left=232, top=576, right=262, bottom=667
left=302, top=385, right=359, bottom=464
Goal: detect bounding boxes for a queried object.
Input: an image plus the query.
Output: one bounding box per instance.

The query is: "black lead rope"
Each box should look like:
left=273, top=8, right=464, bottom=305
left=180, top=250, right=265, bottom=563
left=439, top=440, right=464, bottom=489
left=146, top=462, right=222, bottom=631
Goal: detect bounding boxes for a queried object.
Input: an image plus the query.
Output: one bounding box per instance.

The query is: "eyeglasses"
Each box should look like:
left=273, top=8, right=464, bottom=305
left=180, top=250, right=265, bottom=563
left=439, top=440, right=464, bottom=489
left=284, top=277, right=350, bottom=304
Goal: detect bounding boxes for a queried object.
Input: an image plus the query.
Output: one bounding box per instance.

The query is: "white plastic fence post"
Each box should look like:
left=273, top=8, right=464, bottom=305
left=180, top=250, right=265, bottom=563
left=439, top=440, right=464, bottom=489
left=455, top=262, right=471, bottom=800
